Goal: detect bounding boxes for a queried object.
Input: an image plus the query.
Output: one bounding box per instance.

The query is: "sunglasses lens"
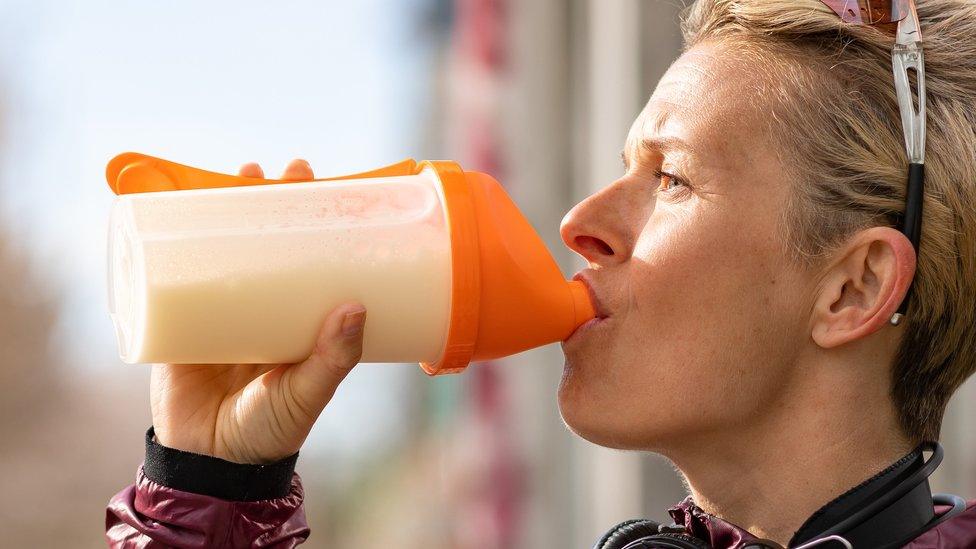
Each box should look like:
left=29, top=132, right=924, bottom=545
left=820, top=0, right=909, bottom=24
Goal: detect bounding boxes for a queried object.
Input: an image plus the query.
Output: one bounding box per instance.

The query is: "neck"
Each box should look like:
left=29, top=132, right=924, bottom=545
left=664, top=349, right=914, bottom=545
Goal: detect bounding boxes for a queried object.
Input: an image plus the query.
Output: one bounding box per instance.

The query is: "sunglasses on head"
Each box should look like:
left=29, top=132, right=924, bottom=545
left=821, top=0, right=910, bottom=23
left=818, top=0, right=925, bottom=325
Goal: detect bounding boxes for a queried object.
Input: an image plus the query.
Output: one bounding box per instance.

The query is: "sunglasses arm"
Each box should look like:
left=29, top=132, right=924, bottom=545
left=889, top=4, right=926, bottom=326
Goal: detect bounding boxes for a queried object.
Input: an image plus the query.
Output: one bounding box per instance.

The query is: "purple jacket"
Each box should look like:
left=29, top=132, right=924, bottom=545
left=107, top=468, right=309, bottom=548
left=659, top=497, right=976, bottom=549
left=106, top=432, right=976, bottom=548
left=106, top=429, right=309, bottom=548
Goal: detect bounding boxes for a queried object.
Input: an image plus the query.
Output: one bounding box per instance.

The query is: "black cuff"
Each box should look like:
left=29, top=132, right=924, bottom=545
left=143, top=427, right=298, bottom=502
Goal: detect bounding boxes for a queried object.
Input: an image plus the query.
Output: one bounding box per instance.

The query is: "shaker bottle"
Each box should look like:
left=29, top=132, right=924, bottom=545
left=106, top=153, right=594, bottom=374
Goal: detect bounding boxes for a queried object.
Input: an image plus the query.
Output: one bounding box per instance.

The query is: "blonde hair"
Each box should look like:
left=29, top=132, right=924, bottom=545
left=681, top=0, right=976, bottom=441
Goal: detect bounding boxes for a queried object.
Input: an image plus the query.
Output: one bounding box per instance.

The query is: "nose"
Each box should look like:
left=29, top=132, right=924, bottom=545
left=560, top=184, right=632, bottom=267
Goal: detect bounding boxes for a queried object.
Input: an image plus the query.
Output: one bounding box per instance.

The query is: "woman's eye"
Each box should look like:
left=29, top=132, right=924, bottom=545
left=652, top=169, right=685, bottom=193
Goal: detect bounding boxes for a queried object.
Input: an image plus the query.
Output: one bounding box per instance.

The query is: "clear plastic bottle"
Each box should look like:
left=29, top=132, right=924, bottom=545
left=109, top=169, right=451, bottom=365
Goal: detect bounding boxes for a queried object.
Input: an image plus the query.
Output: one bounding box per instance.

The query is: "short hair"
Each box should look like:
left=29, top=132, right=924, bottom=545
left=681, top=0, right=976, bottom=441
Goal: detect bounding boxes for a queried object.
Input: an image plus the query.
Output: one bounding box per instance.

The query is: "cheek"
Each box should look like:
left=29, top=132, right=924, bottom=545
left=652, top=211, right=792, bottom=338
left=568, top=208, right=800, bottom=446
left=632, top=210, right=779, bottom=325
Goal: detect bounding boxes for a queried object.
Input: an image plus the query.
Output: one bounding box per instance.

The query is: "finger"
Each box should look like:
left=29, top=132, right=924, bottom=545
left=286, top=303, right=366, bottom=415
left=238, top=162, right=265, bottom=178
left=281, top=159, right=314, bottom=181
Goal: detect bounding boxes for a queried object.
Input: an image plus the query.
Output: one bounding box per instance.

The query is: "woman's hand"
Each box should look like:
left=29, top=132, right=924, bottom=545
left=149, top=159, right=367, bottom=464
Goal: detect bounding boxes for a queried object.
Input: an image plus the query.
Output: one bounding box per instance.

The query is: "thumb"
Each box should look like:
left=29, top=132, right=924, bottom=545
left=287, top=302, right=366, bottom=415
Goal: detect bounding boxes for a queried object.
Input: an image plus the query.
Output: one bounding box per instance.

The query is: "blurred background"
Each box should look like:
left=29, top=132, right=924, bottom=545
left=0, top=0, right=973, bottom=547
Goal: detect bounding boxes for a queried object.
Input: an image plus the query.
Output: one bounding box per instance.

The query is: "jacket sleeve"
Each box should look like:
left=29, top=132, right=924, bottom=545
left=903, top=499, right=976, bottom=548
left=105, top=428, right=310, bottom=548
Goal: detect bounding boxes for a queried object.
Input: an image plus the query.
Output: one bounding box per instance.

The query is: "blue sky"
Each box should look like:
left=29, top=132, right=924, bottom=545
left=0, top=0, right=438, bottom=459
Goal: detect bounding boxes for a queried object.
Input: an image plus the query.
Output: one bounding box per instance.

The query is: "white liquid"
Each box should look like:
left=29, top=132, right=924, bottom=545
left=109, top=174, right=453, bottom=365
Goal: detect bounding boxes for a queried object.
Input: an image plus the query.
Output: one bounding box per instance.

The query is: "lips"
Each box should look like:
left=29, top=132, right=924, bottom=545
left=572, top=270, right=610, bottom=320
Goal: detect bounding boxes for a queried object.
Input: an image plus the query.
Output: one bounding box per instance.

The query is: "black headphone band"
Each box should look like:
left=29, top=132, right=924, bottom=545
left=814, top=441, right=942, bottom=538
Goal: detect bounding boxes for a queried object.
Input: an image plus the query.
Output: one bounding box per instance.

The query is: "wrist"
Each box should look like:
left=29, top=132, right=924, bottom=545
left=143, top=426, right=298, bottom=501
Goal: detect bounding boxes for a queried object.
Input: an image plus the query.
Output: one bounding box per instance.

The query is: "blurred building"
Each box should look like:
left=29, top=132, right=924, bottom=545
left=419, top=2, right=692, bottom=546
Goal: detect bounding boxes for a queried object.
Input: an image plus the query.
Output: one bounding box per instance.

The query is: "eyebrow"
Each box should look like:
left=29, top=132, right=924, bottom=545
left=621, top=136, right=694, bottom=169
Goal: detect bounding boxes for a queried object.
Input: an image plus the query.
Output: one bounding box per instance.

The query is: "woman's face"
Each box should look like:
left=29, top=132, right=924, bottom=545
left=558, top=43, right=815, bottom=451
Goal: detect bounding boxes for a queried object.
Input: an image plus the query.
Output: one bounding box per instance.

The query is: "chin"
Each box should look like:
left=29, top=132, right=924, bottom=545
left=558, top=364, right=642, bottom=450
left=558, top=357, right=687, bottom=451
left=559, top=408, right=645, bottom=450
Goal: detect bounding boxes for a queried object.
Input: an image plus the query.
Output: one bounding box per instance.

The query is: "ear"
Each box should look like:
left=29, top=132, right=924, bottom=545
left=811, top=227, right=917, bottom=349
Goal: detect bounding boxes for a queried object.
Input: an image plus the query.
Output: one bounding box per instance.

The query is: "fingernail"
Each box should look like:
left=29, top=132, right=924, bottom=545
left=341, top=309, right=366, bottom=337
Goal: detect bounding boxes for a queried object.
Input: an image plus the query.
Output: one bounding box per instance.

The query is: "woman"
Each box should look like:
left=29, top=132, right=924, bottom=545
left=106, top=0, right=976, bottom=547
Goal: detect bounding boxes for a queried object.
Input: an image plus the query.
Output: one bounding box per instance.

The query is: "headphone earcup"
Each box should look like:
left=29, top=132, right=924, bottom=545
left=622, top=533, right=712, bottom=549
left=594, top=519, right=664, bottom=549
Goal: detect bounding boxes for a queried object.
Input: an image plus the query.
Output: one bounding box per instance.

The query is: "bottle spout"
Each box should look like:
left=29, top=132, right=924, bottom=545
left=421, top=167, right=597, bottom=375
left=568, top=279, right=597, bottom=330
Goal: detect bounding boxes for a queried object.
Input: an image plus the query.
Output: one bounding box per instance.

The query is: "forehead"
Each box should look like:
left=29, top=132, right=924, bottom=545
left=627, top=43, right=763, bottom=168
